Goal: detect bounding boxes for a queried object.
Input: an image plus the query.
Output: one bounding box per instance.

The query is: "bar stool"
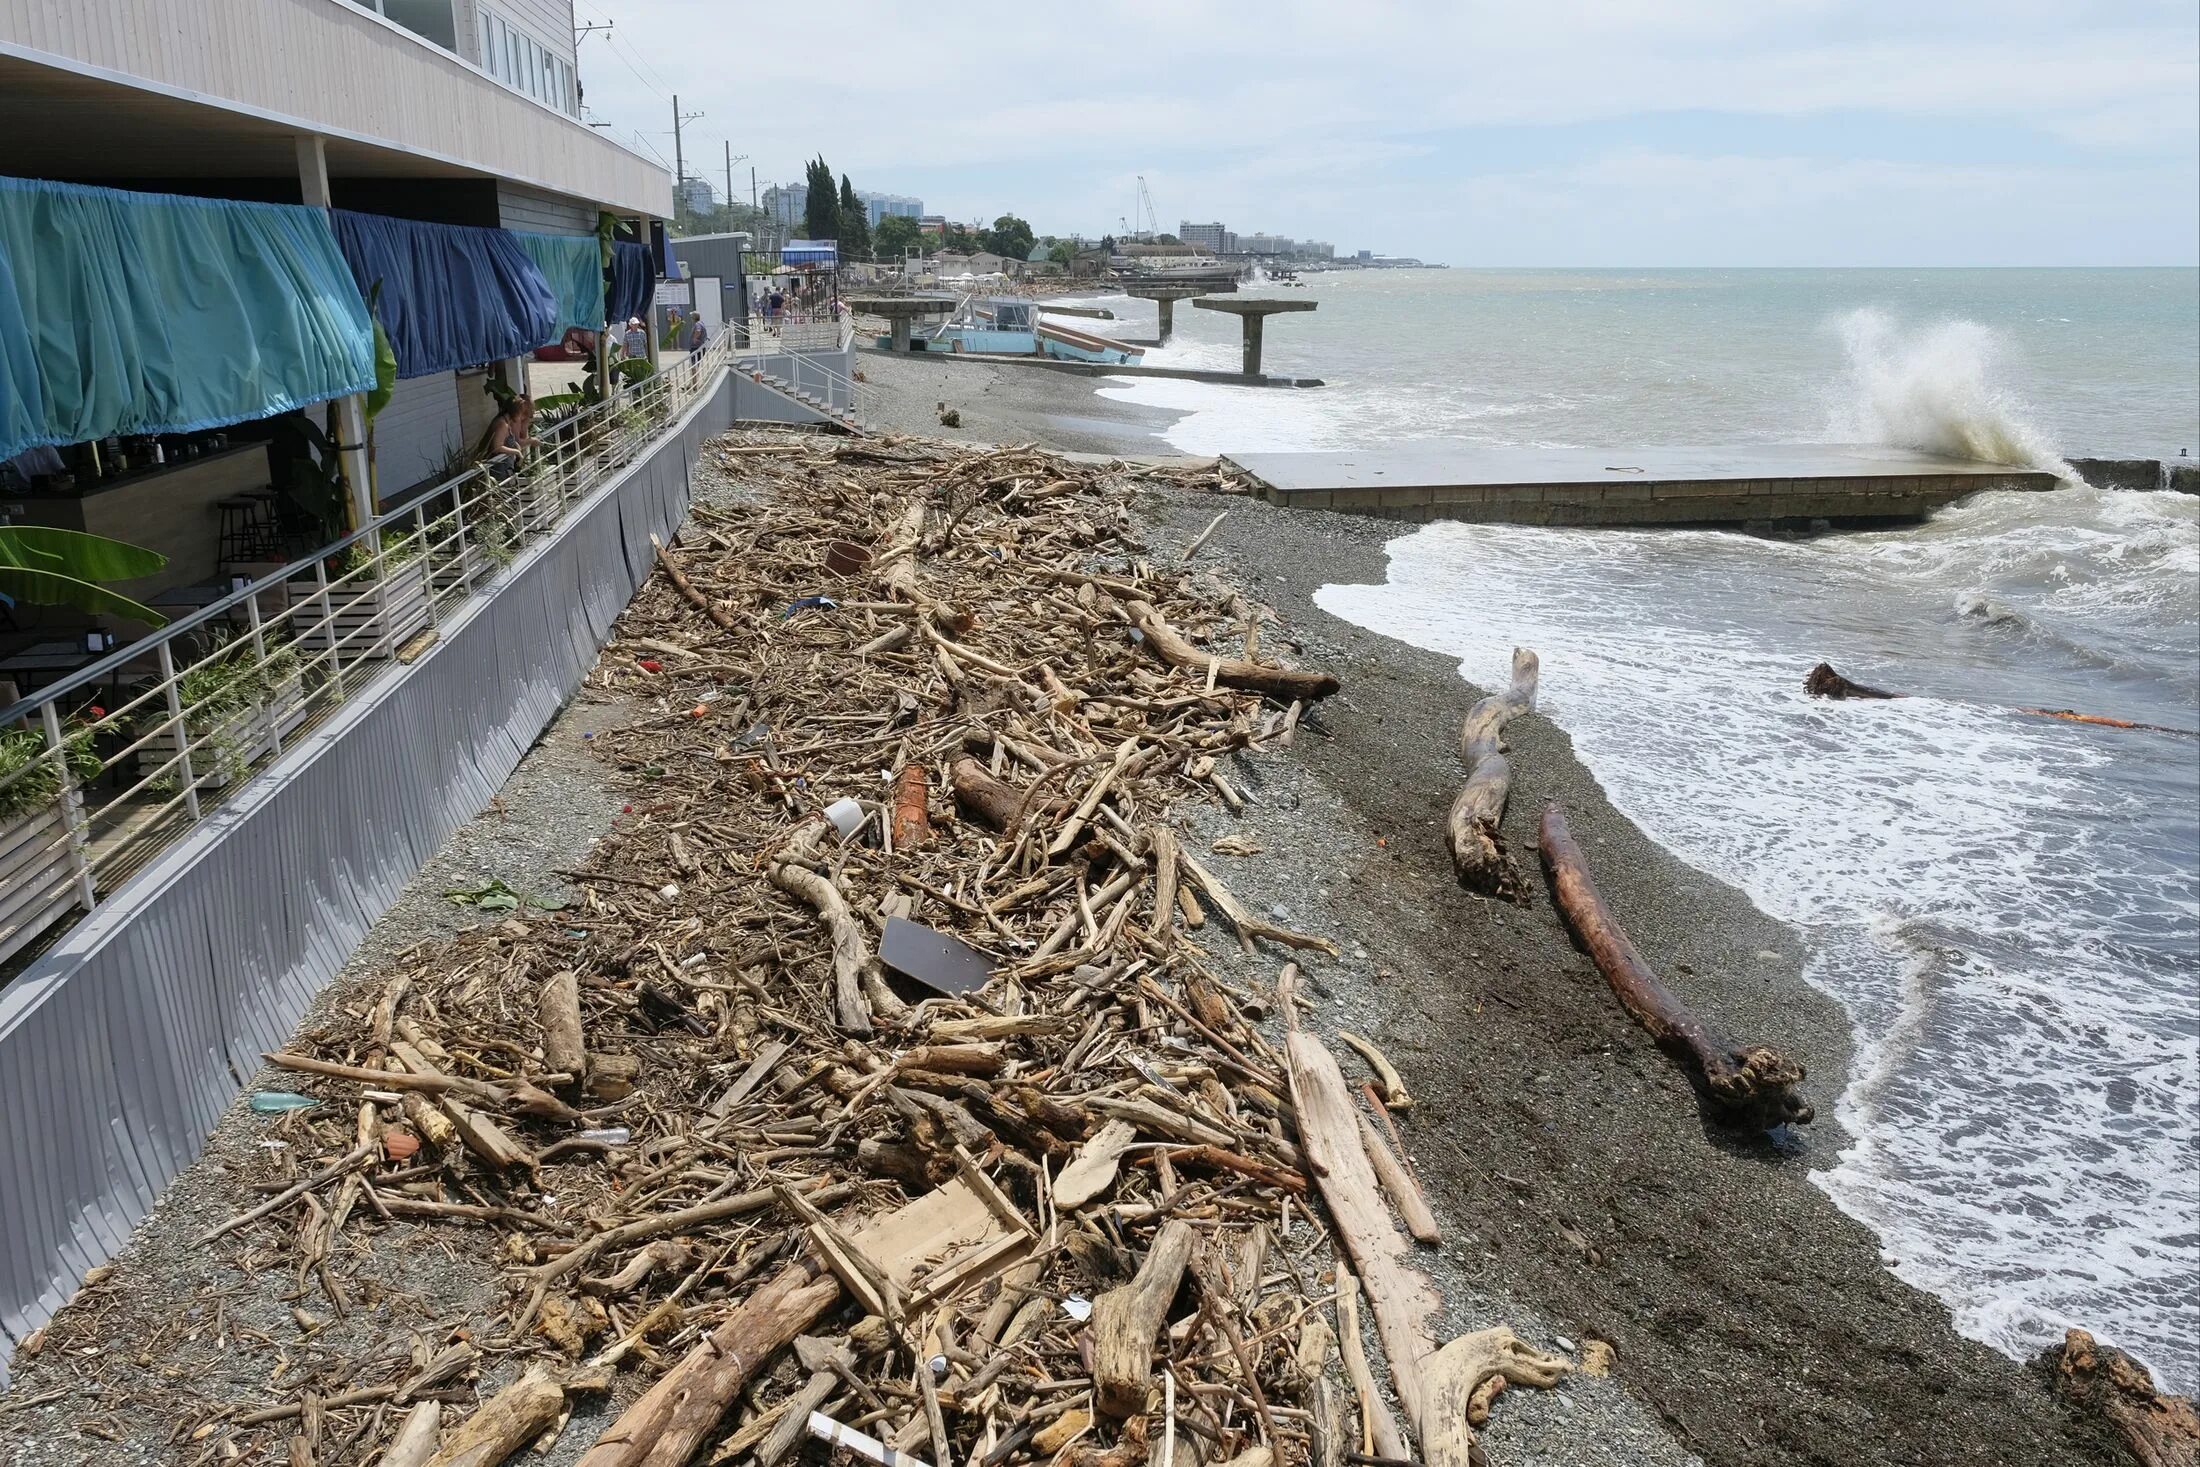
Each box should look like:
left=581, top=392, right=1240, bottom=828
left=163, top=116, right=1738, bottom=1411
left=244, top=488, right=282, bottom=558
left=216, top=497, right=259, bottom=563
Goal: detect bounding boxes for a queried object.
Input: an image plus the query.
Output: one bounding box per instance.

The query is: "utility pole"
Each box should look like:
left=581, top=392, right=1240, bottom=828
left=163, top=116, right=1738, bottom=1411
left=672, top=93, right=684, bottom=193
left=724, top=142, right=732, bottom=228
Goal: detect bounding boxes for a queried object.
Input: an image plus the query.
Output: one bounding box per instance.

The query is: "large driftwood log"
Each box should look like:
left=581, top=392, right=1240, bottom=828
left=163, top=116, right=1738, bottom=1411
left=1090, top=1217, right=1197, bottom=1416
left=1538, top=805, right=1813, bottom=1129
left=377, top=1403, right=442, bottom=1467
left=1278, top=969, right=1562, bottom=1467
left=576, top=1258, right=842, bottom=1467
left=1279, top=973, right=1440, bottom=1434
left=1446, top=648, right=1538, bottom=898
left=1808, top=660, right=2198, bottom=735
left=1124, top=599, right=1340, bottom=702
left=424, top=1370, right=566, bottom=1467
left=1803, top=661, right=1897, bottom=699
left=2039, top=1328, right=2200, bottom=1467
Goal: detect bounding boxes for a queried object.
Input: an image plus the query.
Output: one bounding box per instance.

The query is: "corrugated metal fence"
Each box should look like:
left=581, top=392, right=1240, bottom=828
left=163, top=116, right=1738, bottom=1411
left=0, top=371, right=734, bottom=1377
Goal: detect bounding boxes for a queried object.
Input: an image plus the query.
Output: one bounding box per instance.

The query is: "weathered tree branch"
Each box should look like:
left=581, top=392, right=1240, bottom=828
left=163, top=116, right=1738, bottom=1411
left=1538, top=805, right=1813, bottom=1129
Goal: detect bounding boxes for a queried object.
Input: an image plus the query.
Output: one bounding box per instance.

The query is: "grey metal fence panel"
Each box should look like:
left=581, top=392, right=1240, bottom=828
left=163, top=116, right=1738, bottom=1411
left=0, top=374, right=730, bottom=1377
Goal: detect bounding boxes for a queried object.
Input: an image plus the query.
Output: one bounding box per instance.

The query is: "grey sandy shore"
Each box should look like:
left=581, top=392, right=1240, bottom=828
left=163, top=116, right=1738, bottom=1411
left=0, top=402, right=2127, bottom=1466
left=852, top=344, right=1189, bottom=453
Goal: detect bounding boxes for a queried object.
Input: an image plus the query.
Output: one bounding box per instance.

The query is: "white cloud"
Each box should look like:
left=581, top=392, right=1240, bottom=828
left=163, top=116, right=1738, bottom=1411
left=573, top=0, right=2200, bottom=262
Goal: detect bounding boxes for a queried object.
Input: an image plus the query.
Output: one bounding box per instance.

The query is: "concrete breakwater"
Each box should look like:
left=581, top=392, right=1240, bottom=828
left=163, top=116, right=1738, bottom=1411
left=1227, top=443, right=2068, bottom=527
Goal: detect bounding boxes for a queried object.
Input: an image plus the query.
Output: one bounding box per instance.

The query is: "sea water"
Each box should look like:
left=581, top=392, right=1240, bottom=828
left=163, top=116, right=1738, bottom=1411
left=1066, top=270, right=2200, bottom=1389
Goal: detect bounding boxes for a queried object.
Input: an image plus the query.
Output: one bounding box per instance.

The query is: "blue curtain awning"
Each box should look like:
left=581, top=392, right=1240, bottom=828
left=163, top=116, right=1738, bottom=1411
left=512, top=230, right=606, bottom=334
left=0, top=177, right=377, bottom=463
left=782, top=240, right=838, bottom=266
left=606, top=239, right=658, bottom=324
left=330, top=211, right=557, bottom=379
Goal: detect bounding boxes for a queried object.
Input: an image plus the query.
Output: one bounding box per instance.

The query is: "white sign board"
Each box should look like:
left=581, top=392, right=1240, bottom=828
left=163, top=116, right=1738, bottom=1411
left=654, top=281, right=692, bottom=308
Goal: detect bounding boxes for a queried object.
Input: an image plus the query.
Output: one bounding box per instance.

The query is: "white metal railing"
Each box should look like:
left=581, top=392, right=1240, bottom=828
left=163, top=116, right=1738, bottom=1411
left=0, top=335, right=733, bottom=966
left=735, top=319, right=860, bottom=418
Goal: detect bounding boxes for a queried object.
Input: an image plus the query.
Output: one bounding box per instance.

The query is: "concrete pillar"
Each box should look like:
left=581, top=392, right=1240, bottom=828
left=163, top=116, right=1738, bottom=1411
left=1156, top=296, right=1175, bottom=343
left=892, top=316, right=912, bottom=352
left=297, top=132, right=375, bottom=528
left=1241, top=313, right=1265, bottom=377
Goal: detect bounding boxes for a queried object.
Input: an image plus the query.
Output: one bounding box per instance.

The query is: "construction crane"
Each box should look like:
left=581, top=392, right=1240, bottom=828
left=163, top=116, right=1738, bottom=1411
left=1134, top=176, right=1161, bottom=241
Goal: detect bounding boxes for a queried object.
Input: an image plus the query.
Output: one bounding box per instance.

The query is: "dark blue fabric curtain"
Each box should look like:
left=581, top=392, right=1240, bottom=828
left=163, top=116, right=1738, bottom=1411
left=330, top=211, right=557, bottom=379
left=606, top=240, right=657, bottom=324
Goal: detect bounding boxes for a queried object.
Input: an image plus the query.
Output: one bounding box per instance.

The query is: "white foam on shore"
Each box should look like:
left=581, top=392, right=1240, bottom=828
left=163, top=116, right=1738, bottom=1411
left=1315, top=499, right=2200, bottom=1391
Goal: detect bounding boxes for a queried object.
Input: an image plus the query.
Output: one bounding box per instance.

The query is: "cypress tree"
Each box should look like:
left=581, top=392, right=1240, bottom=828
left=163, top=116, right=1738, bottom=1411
left=802, top=156, right=839, bottom=243
left=838, top=174, right=871, bottom=261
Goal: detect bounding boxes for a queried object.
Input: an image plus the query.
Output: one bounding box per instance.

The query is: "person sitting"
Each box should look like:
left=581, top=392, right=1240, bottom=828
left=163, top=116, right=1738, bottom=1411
left=487, top=394, right=535, bottom=479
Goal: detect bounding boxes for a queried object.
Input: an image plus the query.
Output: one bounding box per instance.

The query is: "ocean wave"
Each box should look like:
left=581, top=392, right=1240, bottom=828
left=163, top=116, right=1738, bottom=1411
left=1315, top=516, right=2200, bottom=1390
left=1822, top=309, right=2073, bottom=474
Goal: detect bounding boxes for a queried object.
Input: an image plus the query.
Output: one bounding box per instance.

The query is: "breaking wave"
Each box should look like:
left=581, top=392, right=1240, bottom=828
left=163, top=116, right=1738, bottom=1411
left=1824, top=309, right=2075, bottom=475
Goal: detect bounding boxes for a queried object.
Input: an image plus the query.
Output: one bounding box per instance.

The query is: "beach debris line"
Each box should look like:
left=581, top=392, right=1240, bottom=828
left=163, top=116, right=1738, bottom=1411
left=2036, top=1328, right=2200, bottom=1467
left=148, top=430, right=1585, bottom=1467
left=1804, top=660, right=2198, bottom=736
left=1537, top=805, right=1814, bottom=1130
left=1446, top=648, right=1540, bottom=900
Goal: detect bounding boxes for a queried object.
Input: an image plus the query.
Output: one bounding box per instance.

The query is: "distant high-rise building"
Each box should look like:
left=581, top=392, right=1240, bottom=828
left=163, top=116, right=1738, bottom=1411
left=675, top=175, right=716, bottom=216
left=859, top=191, right=924, bottom=227
left=761, top=182, right=808, bottom=228
left=1178, top=220, right=1229, bottom=253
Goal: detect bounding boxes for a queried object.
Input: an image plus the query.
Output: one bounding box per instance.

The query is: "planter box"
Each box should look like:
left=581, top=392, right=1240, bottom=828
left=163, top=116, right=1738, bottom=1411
left=288, top=558, right=431, bottom=662
left=0, top=795, right=86, bottom=966
left=138, top=673, right=310, bottom=792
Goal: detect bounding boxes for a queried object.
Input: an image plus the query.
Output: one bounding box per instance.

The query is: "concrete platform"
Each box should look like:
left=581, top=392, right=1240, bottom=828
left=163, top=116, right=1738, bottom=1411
left=1225, top=443, right=2063, bottom=526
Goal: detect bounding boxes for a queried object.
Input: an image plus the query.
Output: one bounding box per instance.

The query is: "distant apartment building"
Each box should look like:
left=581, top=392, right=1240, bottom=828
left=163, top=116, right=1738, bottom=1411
left=676, top=175, right=717, bottom=216
left=918, top=215, right=948, bottom=237
left=1237, top=232, right=1294, bottom=256
left=1178, top=220, right=1229, bottom=253
left=762, top=182, right=808, bottom=228
left=860, top=191, right=923, bottom=227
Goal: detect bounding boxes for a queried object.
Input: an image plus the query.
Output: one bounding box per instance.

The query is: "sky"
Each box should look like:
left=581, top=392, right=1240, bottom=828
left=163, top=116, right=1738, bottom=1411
left=570, top=0, right=2200, bottom=267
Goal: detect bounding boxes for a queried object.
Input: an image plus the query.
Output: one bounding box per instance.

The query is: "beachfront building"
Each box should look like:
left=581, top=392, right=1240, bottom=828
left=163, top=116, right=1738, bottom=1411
left=1, top=0, right=670, bottom=531
left=0, top=0, right=745, bottom=1375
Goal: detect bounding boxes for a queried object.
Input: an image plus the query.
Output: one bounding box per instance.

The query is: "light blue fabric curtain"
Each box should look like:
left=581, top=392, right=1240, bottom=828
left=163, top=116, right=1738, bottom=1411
left=330, top=211, right=558, bottom=379
left=512, top=231, right=606, bottom=334
left=0, top=177, right=378, bottom=463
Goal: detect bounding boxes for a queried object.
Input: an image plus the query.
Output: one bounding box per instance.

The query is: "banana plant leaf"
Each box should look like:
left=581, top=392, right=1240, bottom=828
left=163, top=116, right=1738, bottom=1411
left=365, top=282, right=398, bottom=420
left=0, top=526, right=169, bottom=627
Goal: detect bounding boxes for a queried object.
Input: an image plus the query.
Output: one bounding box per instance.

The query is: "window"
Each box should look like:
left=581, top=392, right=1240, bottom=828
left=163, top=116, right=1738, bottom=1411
left=478, top=12, right=495, bottom=75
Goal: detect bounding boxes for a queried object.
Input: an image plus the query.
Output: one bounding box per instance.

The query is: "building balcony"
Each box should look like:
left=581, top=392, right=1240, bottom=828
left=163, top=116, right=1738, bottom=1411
left=0, top=0, right=670, bottom=217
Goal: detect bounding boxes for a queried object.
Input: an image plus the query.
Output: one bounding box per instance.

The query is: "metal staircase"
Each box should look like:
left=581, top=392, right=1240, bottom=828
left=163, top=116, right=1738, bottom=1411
left=736, top=327, right=865, bottom=434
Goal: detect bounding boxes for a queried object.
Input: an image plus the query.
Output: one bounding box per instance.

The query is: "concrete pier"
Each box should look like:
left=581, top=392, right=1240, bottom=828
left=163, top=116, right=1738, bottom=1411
left=1226, top=443, right=2063, bottom=526
left=846, top=295, right=957, bottom=351
left=1194, top=297, right=1317, bottom=376
left=1120, top=284, right=1204, bottom=343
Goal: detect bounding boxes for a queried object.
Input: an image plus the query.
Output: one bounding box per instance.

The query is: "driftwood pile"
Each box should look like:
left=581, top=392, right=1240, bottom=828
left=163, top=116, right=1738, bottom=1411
left=181, top=434, right=1571, bottom=1467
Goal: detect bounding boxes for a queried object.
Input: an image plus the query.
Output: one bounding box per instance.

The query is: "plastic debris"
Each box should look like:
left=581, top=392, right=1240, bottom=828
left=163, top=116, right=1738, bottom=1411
left=823, top=797, right=865, bottom=839
left=783, top=595, right=840, bottom=619
left=249, top=1091, right=317, bottom=1114
left=879, top=916, right=992, bottom=996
